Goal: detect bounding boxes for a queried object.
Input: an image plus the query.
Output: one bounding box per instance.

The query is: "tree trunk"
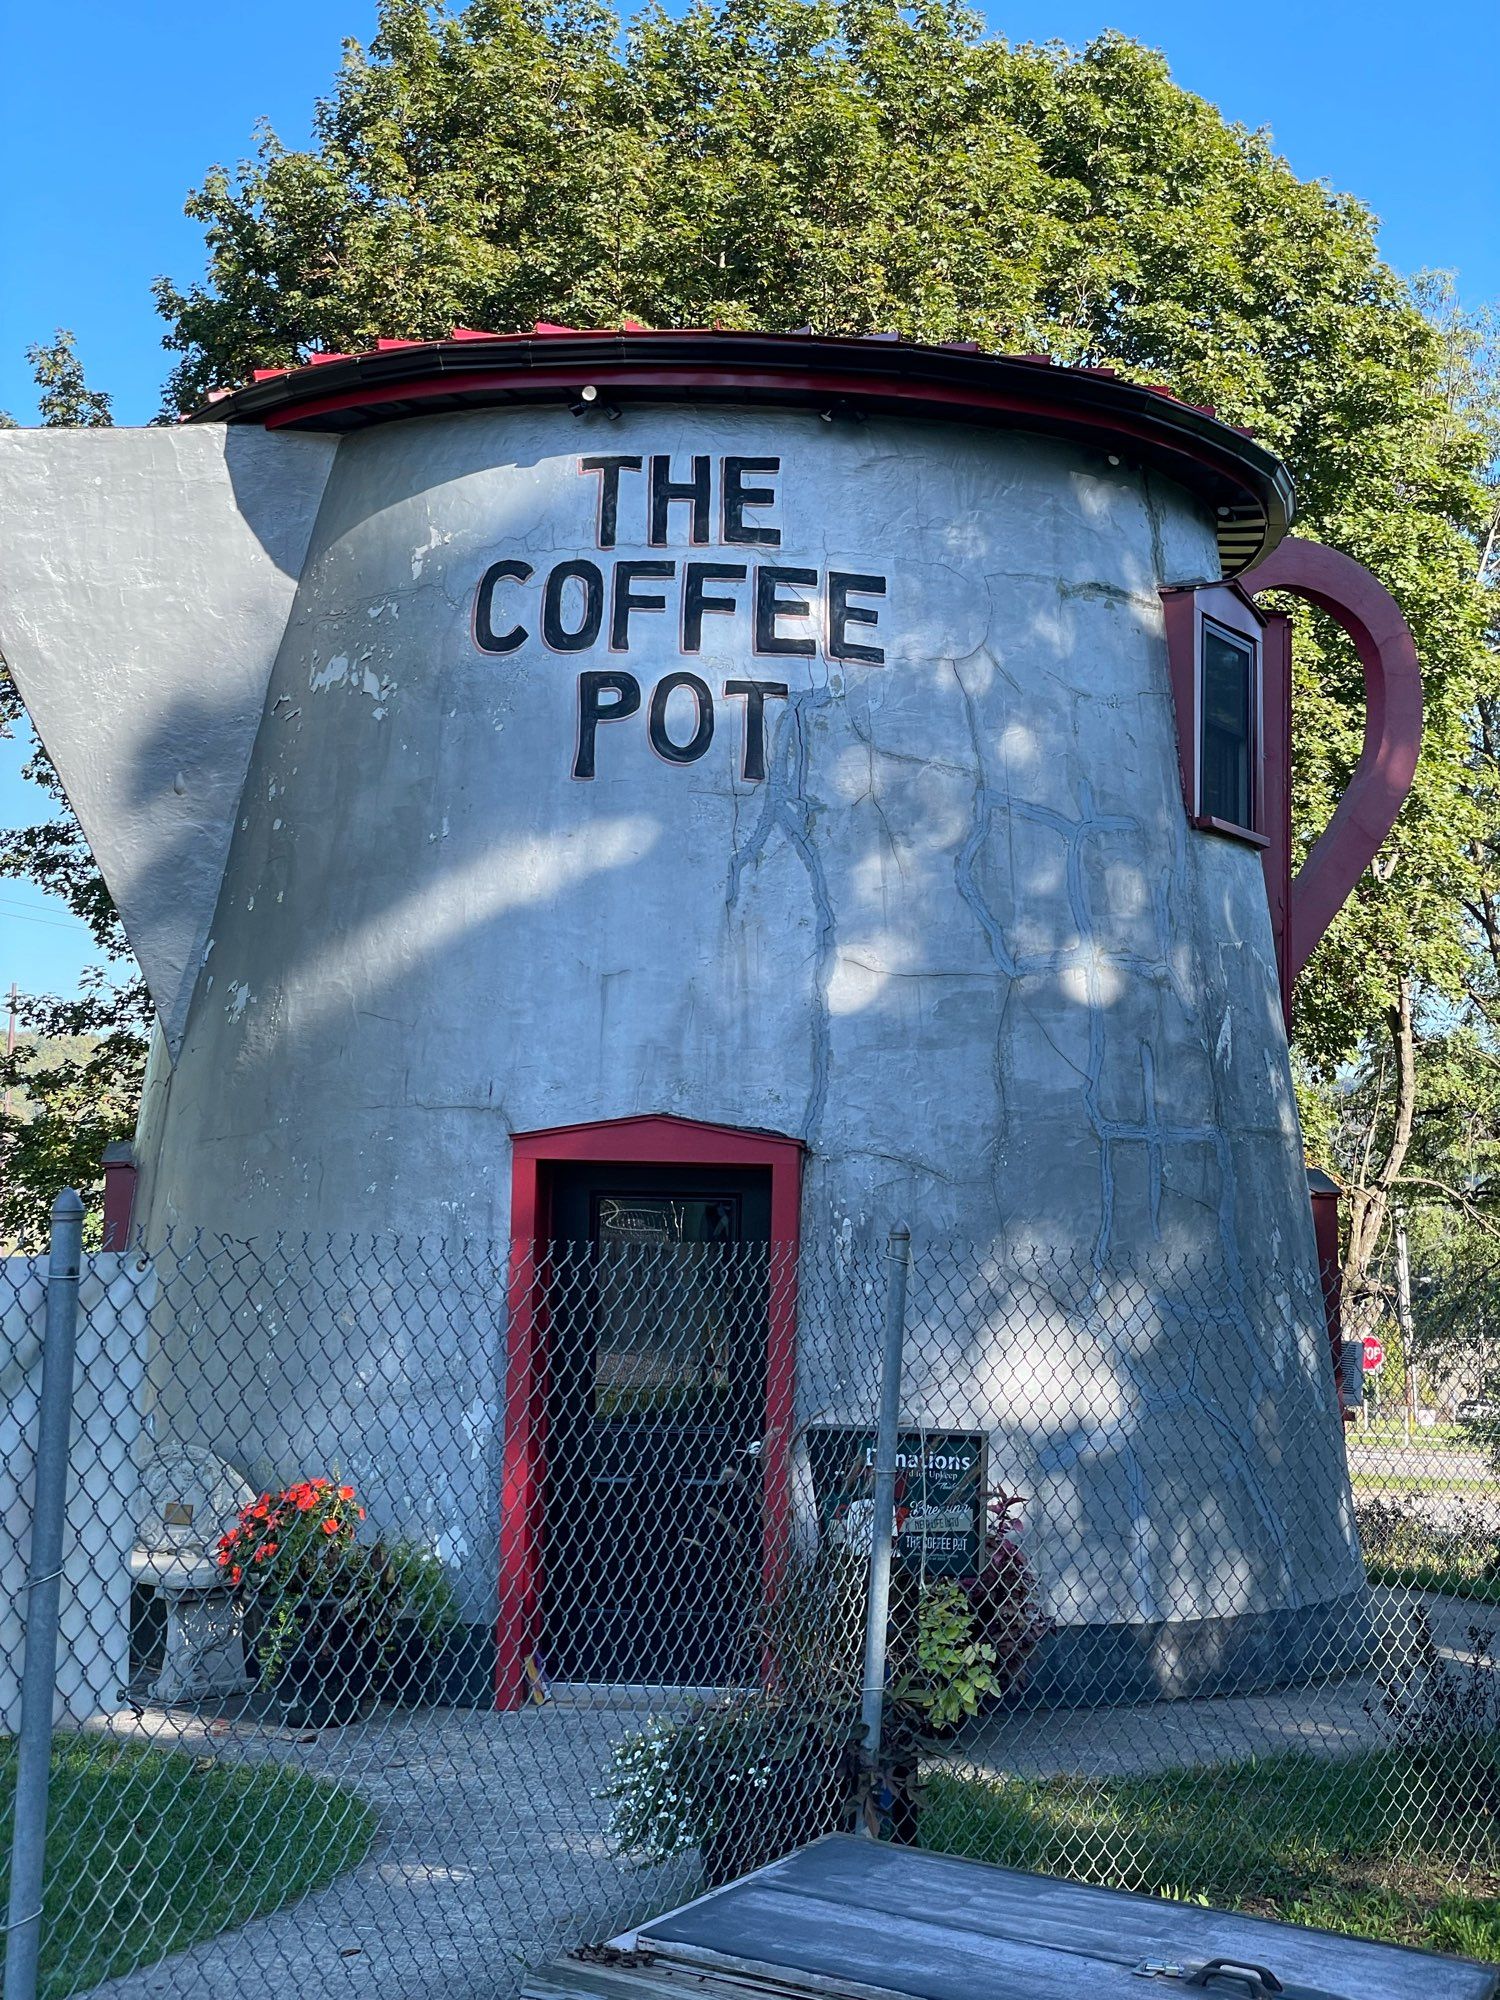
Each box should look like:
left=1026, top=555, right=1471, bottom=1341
left=1341, top=977, right=1417, bottom=1334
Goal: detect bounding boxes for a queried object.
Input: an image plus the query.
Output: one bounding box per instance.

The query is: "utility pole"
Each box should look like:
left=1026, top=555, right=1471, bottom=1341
left=1394, top=1211, right=1419, bottom=1444
left=2, top=982, right=17, bottom=1121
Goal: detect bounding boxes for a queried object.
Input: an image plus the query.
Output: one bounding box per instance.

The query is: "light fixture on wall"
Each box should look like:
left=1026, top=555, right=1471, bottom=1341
left=570, top=385, right=621, bottom=420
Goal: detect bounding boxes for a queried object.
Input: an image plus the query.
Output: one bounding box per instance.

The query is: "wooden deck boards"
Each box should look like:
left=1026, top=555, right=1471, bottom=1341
left=525, top=1837, right=1497, bottom=2000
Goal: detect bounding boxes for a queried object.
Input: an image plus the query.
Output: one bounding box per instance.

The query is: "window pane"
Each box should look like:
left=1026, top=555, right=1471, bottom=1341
left=591, top=1194, right=746, bottom=1418
left=1200, top=625, right=1254, bottom=827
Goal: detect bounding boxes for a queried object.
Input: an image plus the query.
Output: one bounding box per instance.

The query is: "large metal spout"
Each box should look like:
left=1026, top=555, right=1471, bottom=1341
left=0, top=424, right=335, bottom=1050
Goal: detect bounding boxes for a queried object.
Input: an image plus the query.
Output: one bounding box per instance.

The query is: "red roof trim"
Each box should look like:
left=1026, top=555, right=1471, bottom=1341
left=254, top=361, right=1206, bottom=438
left=510, top=1110, right=805, bottom=1154
left=190, top=327, right=1294, bottom=570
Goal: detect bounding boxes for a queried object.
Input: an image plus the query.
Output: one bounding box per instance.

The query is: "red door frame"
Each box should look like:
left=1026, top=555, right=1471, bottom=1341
left=496, top=1113, right=805, bottom=1708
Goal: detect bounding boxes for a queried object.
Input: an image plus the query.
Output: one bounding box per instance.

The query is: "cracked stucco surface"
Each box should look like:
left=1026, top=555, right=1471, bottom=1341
left=13, top=405, right=1355, bottom=1631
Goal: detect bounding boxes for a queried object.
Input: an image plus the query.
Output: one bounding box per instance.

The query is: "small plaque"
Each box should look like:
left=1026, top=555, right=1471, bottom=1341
left=163, top=1501, right=195, bottom=1529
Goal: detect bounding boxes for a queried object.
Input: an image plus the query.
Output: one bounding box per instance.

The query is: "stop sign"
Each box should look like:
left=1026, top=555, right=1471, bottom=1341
left=1362, top=1335, right=1385, bottom=1374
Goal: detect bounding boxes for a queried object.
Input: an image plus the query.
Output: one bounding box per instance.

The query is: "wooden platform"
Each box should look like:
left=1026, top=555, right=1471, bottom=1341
left=524, top=1837, right=1497, bottom=2000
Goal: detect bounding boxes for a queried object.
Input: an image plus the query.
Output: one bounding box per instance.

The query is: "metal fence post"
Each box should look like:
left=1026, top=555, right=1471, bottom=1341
left=3, top=1188, right=85, bottom=2000
left=859, top=1223, right=910, bottom=1829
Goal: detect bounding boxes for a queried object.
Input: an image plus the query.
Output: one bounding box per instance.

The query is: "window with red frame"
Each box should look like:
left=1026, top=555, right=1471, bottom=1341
left=1161, top=582, right=1270, bottom=849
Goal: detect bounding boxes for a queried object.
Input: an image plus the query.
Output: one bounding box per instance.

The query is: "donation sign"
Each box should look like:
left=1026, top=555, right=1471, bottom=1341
left=808, top=1426, right=986, bottom=1578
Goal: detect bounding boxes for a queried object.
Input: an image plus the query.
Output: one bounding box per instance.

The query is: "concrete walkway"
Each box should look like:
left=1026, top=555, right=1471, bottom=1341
left=88, top=1697, right=699, bottom=2000
left=86, top=1588, right=1492, bottom=2000
left=962, top=1588, right=1496, bottom=1780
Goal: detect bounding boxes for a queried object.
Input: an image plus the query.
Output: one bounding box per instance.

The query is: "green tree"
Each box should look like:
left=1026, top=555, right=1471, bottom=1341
left=26, top=328, right=114, bottom=428
left=1299, top=281, right=1500, bottom=1312
left=0, top=333, right=148, bottom=1250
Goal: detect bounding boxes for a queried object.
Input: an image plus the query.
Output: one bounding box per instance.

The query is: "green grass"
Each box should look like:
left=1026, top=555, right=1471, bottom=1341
left=1354, top=1422, right=1477, bottom=1447
left=1367, top=1561, right=1500, bottom=1605
left=922, top=1749, right=1500, bottom=1962
left=0, top=1736, right=379, bottom=1998
left=924, top=1744, right=1500, bottom=1960
left=1351, top=1472, right=1500, bottom=1495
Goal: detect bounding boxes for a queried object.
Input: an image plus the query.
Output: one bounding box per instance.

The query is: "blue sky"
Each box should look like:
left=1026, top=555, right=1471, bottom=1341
left=1, top=0, right=1494, bottom=1004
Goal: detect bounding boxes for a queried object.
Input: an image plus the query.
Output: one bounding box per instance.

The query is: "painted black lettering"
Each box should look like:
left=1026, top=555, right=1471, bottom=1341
left=542, top=560, right=606, bottom=651
left=754, top=566, right=817, bottom=656
left=474, top=559, right=533, bottom=654
left=682, top=562, right=748, bottom=652
left=574, top=671, right=642, bottom=779
left=827, top=570, right=887, bottom=664
left=579, top=456, right=643, bottom=548
left=611, top=560, right=676, bottom=650
left=723, top=457, right=781, bottom=545
left=648, top=672, right=714, bottom=764
left=649, top=455, right=712, bottom=545
left=724, top=678, right=788, bottom=782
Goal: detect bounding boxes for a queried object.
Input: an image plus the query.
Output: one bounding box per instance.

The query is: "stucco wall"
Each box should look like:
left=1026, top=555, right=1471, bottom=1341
left=4, top=404, right=1361, bottom=1671
left=132, top=407, right=1285, bottom=1241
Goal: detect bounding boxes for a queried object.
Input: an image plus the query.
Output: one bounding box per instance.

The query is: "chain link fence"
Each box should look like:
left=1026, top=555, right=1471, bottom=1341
left=3, top=1206, right=1499, bottom=1998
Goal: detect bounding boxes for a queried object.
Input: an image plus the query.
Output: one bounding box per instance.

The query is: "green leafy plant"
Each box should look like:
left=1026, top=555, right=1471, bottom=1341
left=376, top=1538, right=465, bottom=1705
left=894, top=1579, right=1003, bottom=1731
left=385, top=1539, right=460, bottom=1648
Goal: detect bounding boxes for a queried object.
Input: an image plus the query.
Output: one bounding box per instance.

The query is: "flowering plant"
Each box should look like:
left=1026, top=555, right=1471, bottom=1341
left=217, top=1476, right=394, bottom=1692
left=217, top=1478, right=366, bottom=1588
left=602, top=1696, right=849, bottom=1876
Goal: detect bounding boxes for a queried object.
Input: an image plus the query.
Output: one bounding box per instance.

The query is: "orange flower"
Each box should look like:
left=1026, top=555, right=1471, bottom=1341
left=322, top=1518, right=340, bottom=1535
left=229, top=1565, right=242, bottom=1585
left=295, top=1490, right=319, bottom=1511
left=357, top=1507, right=366, bottom=1521
left=338, top=1485, right=355, bottom=1502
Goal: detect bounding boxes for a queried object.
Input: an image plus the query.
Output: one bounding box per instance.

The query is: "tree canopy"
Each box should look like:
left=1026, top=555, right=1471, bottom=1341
left=153, top=0, right=1495, bottom=1048
left=4, top=0, right=1497, bottom=1266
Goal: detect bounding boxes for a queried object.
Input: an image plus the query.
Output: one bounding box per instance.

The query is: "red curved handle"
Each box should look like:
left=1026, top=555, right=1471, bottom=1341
left=1243, top=536, right=1422, bottom=980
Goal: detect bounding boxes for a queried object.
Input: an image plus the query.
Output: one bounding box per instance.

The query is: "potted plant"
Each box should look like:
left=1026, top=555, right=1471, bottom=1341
left=217, top=1477, right=397, bottom=1727
left=603, top=1548, right=870, bottom=1884
left=602, top=1692, right=856, bottom=1887
left=380, top=1541, right=462, bottom=1706
left=866, top=1493, right=1049, bottom=1841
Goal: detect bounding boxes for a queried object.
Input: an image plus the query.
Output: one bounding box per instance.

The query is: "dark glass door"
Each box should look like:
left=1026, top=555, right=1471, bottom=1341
left=541, top=1164, right=770, bottom=1685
